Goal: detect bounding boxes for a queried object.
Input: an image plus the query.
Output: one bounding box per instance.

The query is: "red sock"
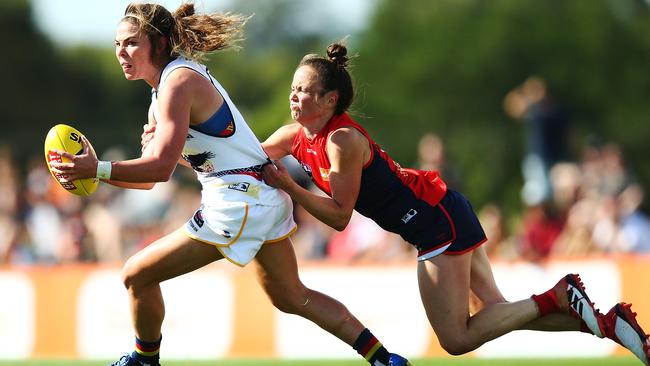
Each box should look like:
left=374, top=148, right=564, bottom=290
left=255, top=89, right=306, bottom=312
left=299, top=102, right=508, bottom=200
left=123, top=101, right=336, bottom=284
left=531, top=288, right=560, bottom=316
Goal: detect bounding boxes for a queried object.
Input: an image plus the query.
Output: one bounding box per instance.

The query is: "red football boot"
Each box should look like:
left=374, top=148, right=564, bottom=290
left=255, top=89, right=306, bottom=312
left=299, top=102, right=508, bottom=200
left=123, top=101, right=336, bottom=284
left=552, top=273, right=605, bottom=337
left=602, top=303, right=650, bottom=365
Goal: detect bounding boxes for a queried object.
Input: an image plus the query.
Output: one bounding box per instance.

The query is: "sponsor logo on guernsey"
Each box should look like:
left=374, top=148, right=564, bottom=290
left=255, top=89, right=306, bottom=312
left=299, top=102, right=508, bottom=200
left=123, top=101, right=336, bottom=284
left=319, top=167, right=330, bottom=181
left=189, top=221, right=198, bottom=232
left=228, top=182, right=250, bottom=192
left=401, top=208, right=418, bottom=223
left=218, top=229, right=232, bottom=239
left=306, top=148, right=318, bottom=155
left=193, top=209, right=205, bottom=228
left=301, top=163, right=313, bottom=178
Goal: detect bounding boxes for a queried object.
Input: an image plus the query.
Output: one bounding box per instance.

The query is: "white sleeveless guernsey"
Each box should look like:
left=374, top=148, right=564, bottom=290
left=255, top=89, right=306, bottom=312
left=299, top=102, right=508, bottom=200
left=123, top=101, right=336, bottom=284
left=152, top=58, right=296, bottom=266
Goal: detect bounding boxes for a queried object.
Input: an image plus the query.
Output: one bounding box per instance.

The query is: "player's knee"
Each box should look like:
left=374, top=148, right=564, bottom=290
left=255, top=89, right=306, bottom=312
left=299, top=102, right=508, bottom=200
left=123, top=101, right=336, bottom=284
left=439, top=335, right=474, bottom=356
left=270, top=295, right=304, bottom=314
left=121, top=256, right=144, bottom=291
left=267, top=287, right=308, bottom=315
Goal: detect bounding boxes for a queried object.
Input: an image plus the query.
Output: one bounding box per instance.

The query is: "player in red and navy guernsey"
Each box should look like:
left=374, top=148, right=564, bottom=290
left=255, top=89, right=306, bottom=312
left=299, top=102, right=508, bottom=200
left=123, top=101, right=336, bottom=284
left=262, top=42, right=650, bottom=364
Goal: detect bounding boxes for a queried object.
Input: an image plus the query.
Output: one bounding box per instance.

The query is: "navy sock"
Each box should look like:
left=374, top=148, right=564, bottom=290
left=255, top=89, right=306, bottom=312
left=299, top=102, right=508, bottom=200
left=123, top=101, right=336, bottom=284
left=131, top=335, right=161, bottom=365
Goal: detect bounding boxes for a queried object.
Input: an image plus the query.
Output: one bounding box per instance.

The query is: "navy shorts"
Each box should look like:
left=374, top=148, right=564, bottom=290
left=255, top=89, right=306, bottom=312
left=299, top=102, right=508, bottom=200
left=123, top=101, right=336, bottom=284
left=399, top=189, right=487, bottom=259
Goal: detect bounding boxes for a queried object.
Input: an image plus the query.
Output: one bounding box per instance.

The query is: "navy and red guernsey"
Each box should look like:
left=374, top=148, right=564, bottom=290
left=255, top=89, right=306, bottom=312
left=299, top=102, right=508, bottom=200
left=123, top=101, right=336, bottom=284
left=290, top=113, right=485, bottom=258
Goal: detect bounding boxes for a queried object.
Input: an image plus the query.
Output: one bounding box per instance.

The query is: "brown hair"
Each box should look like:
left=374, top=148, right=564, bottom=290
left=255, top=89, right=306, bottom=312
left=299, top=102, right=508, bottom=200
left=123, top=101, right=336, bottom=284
left=299, top=42, right=354, bottom=115
left=122, top=2, right=248, bottom=64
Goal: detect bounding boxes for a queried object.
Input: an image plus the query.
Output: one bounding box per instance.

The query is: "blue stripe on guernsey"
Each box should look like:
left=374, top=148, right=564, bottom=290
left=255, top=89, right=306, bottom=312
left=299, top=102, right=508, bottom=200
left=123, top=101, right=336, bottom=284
left=190, top=101, right=235, bottom=137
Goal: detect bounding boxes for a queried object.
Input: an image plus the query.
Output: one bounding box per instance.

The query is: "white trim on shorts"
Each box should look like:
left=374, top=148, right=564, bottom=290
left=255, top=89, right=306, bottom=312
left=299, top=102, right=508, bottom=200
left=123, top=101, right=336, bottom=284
left=417, top=243, right=452, bottom=261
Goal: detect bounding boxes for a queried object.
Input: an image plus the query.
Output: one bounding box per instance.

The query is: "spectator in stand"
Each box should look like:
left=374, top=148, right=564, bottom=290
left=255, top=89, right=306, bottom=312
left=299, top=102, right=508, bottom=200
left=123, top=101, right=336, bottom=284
left=417, top=133, right=463, bottom=191
left=478, top=203, right=517, bottom=261
left=0, top=146, right=21, bottom=263
left=518, top=203, right=564, bottom=262
left=290, top=187, right=335, bottom=260
left=617, top=184, right=650, bottom=253
left=503, top=76, right=570, bottom=206
left=327, top=211, right=412, bottom=263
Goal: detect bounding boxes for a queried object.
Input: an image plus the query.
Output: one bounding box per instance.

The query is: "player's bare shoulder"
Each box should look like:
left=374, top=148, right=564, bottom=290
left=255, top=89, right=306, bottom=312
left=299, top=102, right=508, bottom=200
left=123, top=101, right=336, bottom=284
left=163, top=67, right=208, bottom=96
left=328, top=126, right=367, bottom=149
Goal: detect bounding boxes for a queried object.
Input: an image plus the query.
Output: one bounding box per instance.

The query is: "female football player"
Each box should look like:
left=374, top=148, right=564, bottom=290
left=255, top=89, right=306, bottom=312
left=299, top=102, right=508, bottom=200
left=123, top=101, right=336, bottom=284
left=49, top=3, right=410, bottom=366
left=260, top=41, right=650, bottom=365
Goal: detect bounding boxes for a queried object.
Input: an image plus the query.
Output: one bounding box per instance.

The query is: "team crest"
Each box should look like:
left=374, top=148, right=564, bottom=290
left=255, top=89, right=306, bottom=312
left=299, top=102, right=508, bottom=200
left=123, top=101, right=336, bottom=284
left=217, top=120, right=235, bottom=137
left=319, top=167, right=330, bottom=181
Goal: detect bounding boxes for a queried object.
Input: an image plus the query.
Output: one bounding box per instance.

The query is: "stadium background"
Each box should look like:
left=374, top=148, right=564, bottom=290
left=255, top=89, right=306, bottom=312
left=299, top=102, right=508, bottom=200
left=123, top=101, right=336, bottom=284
left=1, top=0, right=650, bottom=363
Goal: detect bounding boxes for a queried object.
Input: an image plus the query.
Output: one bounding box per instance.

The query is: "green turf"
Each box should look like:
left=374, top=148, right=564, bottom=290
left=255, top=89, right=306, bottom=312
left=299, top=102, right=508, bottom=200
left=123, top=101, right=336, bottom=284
left=0, top=358, right=641, bottom=366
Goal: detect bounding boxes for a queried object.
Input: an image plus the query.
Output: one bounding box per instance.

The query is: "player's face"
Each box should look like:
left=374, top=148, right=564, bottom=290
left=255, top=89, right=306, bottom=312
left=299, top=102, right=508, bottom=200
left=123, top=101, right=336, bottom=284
left=115, top=21, right=157, bottom=85
left=289, top=66, right=337, bottom=124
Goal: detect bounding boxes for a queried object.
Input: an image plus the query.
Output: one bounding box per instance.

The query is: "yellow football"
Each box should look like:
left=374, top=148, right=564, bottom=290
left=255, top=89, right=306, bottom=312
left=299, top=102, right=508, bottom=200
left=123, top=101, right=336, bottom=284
left=44, top=124, right=99, bottom=197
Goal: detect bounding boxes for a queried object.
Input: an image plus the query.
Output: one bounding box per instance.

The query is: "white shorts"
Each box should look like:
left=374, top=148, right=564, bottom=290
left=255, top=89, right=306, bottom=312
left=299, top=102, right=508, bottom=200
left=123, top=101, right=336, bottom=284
left=182, top=197, right=296, bottom=267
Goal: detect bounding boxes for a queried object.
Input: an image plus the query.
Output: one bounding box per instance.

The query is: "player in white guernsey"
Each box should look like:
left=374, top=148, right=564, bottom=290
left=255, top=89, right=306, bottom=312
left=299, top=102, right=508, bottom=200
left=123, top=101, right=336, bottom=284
left=49, top=3, right=411, bottom=366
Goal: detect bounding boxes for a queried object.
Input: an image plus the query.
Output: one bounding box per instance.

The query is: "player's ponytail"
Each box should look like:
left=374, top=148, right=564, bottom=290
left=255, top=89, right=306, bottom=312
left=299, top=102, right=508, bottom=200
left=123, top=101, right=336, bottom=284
left=171, top=3, right=249, bottom=61
left=122, top=2, right=248, bottom=63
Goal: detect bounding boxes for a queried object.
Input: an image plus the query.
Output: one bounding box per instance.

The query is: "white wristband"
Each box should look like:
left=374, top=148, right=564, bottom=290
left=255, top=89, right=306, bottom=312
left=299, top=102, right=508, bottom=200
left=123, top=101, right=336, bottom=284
left=96, top=160, right=112, bottom=180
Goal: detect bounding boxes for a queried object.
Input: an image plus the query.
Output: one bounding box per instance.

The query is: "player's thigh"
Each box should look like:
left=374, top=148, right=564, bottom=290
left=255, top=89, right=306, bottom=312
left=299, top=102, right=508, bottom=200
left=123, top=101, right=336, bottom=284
left=253, top=238, right=305, bottom=299
left=418, top=251, right=472, bottom=336
left=124, top=228, right=224, bottom=286
left=470, top=245, right=506, bottom=304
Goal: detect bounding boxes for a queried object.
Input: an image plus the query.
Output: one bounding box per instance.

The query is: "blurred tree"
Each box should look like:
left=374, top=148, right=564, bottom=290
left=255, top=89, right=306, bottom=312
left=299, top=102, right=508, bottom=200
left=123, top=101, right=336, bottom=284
left=0, top=0, right=148, bottom=168
left=353, top=0, right=650, bottom=212
left=0, top=0, right=69, bottom=162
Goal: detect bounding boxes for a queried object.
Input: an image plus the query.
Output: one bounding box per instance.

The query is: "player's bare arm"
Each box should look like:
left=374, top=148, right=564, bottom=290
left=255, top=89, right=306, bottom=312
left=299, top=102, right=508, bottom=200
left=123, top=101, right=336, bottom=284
left=108, top=69, right=193, bottom=182
left=264, top=127, right=367, bottom=231
left=261, top=122, right=301, bottom=160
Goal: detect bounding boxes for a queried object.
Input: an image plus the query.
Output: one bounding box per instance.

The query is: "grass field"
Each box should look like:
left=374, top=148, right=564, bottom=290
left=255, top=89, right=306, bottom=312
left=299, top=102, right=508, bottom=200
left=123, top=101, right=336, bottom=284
left=0, top=358, right=641, bottom=366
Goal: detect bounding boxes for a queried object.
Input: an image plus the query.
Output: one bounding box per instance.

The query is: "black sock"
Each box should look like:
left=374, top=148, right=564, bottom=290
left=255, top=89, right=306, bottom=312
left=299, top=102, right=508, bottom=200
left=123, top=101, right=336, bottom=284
left=353, top=328, right=390, bottom=365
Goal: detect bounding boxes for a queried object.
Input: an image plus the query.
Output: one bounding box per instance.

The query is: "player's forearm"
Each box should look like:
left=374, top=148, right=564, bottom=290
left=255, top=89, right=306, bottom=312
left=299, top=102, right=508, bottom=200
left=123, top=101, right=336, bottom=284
left=284, top=183, right=352, bottom=231
left=102, top=179, right=156, bottom=190
left=109, top=156, right=176, bottom=183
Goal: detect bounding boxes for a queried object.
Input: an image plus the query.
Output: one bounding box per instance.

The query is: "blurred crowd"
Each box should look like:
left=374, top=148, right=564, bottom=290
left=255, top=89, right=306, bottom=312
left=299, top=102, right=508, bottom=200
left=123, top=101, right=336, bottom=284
left=480, top=140, right=650, bottom=262
left=2, top=132, right=647, bottom=267
left=494, top=76, right=650, bottom=261
left=1, top=78, right=649, bottom=265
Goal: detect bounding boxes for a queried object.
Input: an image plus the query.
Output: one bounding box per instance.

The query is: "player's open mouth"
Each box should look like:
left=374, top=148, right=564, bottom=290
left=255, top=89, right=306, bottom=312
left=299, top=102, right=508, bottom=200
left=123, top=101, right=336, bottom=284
left=121, top=63, right=132, bottom=71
